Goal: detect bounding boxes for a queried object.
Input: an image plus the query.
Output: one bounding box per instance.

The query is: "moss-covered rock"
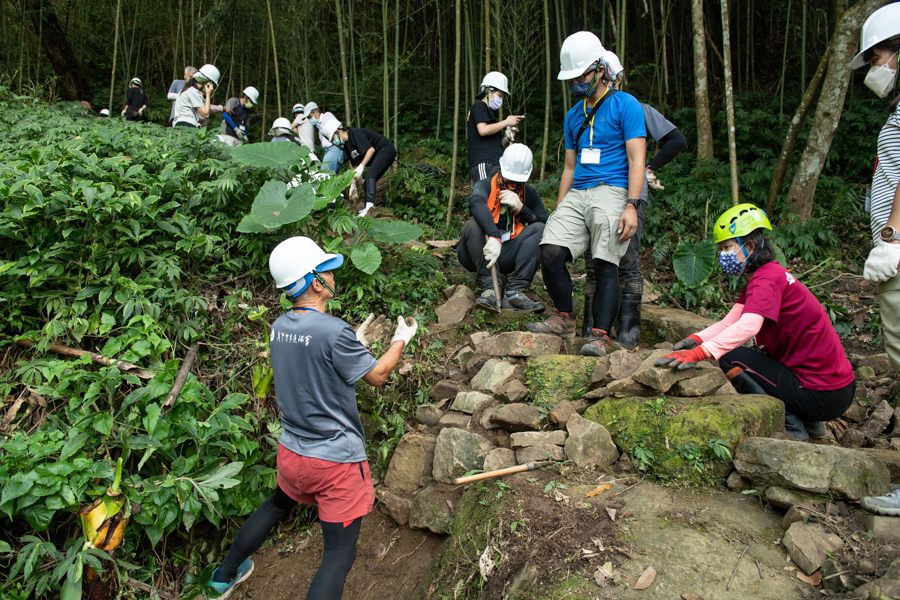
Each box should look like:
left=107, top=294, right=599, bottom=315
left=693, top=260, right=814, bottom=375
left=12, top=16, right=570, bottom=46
left=640, top=305, right=716, bottom=346
left=584, top=394, right=785, bottom=484
left=526, top=354, right=597, bottom=410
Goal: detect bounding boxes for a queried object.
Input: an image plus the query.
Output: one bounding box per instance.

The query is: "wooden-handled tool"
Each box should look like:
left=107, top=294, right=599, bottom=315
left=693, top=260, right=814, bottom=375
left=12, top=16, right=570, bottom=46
left=484, top=235, right=503, bottom=314
left=454, top=461, right=555, bottom=485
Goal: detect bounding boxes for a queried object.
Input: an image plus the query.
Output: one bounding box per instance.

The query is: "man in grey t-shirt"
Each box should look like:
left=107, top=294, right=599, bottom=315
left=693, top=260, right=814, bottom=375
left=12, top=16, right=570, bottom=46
left=207, top=236, right=418, bottom=600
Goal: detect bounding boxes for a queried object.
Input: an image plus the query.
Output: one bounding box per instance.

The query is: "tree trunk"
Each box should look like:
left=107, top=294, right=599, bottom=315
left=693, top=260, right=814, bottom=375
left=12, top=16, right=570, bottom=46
left=446, top=0, right=462, bottom=226
left=785, top=0, right=889, bottom=221
left=690, top=0, right=713, bottom=161
left=484, top=0, right=490, bottom=71
left=108, top=0, right=121, bottom=111
left=540, top=0, right=550, bottom=178
left=26, top=0, right=91, bottom=100
left=393, top=0, right=399, bottom=144
left=266, top=0, right=282, bottom=116
left=382, top=1, right=389, bottom=133
left=721, top=0, right=739, bottom=205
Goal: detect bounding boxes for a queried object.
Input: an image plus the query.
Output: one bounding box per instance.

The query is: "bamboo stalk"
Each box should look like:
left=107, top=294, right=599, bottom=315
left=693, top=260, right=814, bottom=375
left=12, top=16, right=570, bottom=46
left=540, top=0, right=550, bottom=179
left=334, top=0, right=350, bottom=122
left=721, top=0, right=739, bottom=206
left=108, top=0, right=121, bottom=114
left=266, top=0, right=282, bottom=116
left=445, top=0, right=461, bottom=227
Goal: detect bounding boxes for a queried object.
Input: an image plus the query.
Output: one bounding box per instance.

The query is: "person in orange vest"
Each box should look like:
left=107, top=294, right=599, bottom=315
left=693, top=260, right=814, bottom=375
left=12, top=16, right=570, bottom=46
left=457, top=144, right=547, bottom=313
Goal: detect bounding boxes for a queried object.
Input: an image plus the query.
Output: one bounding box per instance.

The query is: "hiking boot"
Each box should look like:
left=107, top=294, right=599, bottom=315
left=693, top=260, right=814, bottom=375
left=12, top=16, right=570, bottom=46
left=580, top=329, right=610, bottom=357
left=861, top=488, right=900, bottom=516
left=209, top=559, right=254, bottom=600
left=803, top=421, right=827, bottom=439
left=526, top=310, right=576, bottom=337
left=476, top=289, right=501, bottom=311
left=784, top=413, right=809, bottom=442
left=502, top=290, right=545, bottom=313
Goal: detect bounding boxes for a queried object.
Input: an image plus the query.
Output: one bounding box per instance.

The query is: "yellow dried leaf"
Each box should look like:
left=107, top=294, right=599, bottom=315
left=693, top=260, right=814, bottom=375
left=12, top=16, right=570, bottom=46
left=796, top=572, right=821, bottom=586
left=585, top=483, right=612, bottom=498
left=634, top=566, right=656, bottom=590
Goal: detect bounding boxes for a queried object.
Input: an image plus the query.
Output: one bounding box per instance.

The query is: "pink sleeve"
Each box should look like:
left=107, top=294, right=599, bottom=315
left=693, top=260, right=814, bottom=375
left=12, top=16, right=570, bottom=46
left=695, top=303, right=745, bottom=342
left=701, top=312, right=765, bottom=360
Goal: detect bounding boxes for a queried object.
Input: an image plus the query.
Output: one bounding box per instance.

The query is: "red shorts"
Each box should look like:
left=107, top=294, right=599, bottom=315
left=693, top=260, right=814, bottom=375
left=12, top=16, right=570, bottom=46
left=276, top=444, right=375, bottom=525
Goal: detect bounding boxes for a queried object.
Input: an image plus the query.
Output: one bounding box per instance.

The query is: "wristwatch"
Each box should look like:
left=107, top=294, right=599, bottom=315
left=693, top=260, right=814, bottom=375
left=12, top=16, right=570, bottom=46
left=626, top=198, right=641, bottom=207
left=880, top=226, right=900, bottom=242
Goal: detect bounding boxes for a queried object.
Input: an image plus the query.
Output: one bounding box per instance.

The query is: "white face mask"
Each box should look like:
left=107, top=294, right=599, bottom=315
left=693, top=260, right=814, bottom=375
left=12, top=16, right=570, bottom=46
left=865, top=53, right=898, bottom=99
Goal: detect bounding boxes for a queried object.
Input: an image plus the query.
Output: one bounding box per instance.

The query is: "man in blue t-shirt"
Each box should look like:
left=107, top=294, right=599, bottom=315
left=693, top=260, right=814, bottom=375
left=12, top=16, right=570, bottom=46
left=206, top=236, right=418, bottom=600
left=528, top=31, right=646, bottom=358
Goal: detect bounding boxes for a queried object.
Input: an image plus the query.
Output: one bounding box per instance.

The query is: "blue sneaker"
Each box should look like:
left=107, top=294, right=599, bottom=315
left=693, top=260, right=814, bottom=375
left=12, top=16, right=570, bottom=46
left=861, top=488, right=900, bottom=517
left=208, top=559, right=254, bottom=600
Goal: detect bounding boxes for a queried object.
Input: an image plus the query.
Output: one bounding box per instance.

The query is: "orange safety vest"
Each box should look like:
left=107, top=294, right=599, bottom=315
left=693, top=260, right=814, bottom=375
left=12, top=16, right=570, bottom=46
left=486, top=174, right=525, bottom=240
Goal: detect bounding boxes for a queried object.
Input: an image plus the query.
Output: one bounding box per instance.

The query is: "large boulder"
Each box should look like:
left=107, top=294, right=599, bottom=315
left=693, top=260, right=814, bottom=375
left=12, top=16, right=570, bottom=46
left=470, top=359, right=518, bottom=394
left=640, top=305, right=716, bottom=346
left=450, top=391, right=493, bottom=414
left=585, top=394, right=785, bottom=482
left=490, top=403, right=543, bottom=432
left=409, top=486, right=454, bottom=534
left=564, top=414, right=619, bottom=468
left=606, top=350, right=644, bottom=382
left=474, top=331, right=563, bottom=357
left=782, top=521, right=843, bottom=575
left=435, top=285, right=475, bottom=325
left=526, top=355, right=597, bottom=409
left=734, top=437, right=891, bottom=501
left=384, top=433, right=436, bottom=491
left=432, top=428, right=495, bottom=484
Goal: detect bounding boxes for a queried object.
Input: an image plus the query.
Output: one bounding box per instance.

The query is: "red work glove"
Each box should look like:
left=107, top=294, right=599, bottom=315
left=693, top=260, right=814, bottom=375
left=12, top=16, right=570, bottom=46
left=654, top=345, right=710, bottom=370
left=673, top=334, right=703, bottom=351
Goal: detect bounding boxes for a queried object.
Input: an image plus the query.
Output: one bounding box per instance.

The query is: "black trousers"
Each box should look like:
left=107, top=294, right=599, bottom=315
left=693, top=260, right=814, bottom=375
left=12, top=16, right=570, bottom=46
left=362, top=148, right=397, bottom=206
left=469, top=162, right=499, bottom=184
left=458, top=218, right=544, bottom=292
left=719, top=347, right=855, bottom=421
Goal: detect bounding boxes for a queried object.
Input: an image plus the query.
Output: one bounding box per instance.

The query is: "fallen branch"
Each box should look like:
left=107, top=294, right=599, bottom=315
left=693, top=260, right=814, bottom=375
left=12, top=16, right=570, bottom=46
left=15, top=338, right=153, bottom=380
left=124, top=578, right=176, bottom=600
left=0, top=392, right=27, bottom=431
left=161, top=343, right=200, bottom=413
left=726, top=547, right=748, bottom=591
left=610, top=474, right=646, bottom=498
left=392, top=536, right=429, bottom=565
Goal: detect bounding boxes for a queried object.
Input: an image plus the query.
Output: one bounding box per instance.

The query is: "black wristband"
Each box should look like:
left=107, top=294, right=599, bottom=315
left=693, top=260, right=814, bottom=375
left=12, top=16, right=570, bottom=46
left=626, top=198, right=640, bottom=207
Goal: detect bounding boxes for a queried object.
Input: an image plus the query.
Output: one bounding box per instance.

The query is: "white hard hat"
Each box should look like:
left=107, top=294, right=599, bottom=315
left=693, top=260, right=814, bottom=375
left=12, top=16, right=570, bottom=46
left=480, top=71, right=510, bottom=96
left=558, top=31, right=605, bottom=80
left=130, top=77, right=142, bottom=87
left=292, top=103, right=305, bottom=114
left=269, top=117, right=293, bottom=136
left=99, top=108, right=110, bottom=117
left=243, top=86, right=260, bottom=105
left=600, top=50, right=623, bottom=82
left=304, top=101, right=320, bottom=115
left=195, top=64, right=221, bottom=87
left=269, top=236, right=344, bottom=298
left=321, top=119, right=343, bottom=142
left=499, top=144, right=533, bottom=183
left=851, top=4, right=900, bottom=69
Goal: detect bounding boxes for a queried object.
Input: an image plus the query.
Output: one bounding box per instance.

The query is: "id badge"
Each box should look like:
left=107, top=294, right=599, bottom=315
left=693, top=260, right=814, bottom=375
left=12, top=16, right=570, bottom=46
left=580, top=148, right=601, bottom=164
left=501, top=231, right=512, bottom=242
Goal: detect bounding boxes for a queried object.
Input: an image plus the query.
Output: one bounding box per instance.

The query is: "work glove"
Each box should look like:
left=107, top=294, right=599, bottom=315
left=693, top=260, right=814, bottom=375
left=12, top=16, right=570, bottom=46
left=210, top=104, right=224, bottom=113
left=138, top=107, right=144, bottom=116
left=356, top=313, right=391, bottom=348
left=499, top=190, right=523, bottom=213
left=354, top=165, right=366, bottom=178
left=863, top=241, right=900, bottom=283
left=234, top=128, right=246, bottom=141
left=654, top=345, right=710, bottom=370
left=504, top=126, right=517, bottom=142
left=121, top=109, right=127, bottom=117
left=673, top=334, right=704, bottom=351
left=391, top=316, right=419, bottom=346
left=484, top=237, right=502, bottom=269
left=645, top=168, right=664, bottom=191
left=349, top=182, right=359, bottom=202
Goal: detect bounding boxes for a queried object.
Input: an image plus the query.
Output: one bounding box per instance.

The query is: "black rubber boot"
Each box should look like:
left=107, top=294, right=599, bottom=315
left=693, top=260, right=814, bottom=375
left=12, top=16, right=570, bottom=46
left=616, top=293, right=642, bottom=350
left=728, top=370, right=768, bottom=395
left=582, top=250, right=595, bottom=338
left=785, top=413, right=809, bottom=442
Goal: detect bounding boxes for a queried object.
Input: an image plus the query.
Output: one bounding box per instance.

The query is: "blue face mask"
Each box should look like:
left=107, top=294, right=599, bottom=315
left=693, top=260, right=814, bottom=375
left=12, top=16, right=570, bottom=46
left=719, top=249, right=747, bottom=276
left=568, top=81, right=596, bottom=97
left=332, top=134, right=343, bottom=147
left=309, top=117, right=318, bottom=126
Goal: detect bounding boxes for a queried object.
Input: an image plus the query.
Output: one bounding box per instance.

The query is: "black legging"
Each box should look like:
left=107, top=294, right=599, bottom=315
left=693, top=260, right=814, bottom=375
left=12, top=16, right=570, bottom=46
left=719, top=347, right=855, bottom=421
left=541, top=244, right=619, bottom=331
left=218, top=485, right=361, bottom=600
left=362, top=148, right=397, bottom=206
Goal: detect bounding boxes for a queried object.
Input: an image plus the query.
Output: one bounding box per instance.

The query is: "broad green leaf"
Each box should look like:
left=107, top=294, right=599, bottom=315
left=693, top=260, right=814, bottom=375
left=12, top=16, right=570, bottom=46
left=236, top=214, right=268, bottom=233
left=673, top=239, right=716, bottom=288
left=313, top=169, right=355, bottom=205
left=0, top=541, right=11, bottom=554
left=366, top=220, right=424, bottom=244
left=231, top=142, right=309, bottom=169
left=350, top=243, right=382, bottom=274
left=92, top=412, right=114, bottom=437
left=250, top=180, right=315, bottom=229
left=196, top=462, right=244, bottom=490
left=1, top=472, right=35, bottom=506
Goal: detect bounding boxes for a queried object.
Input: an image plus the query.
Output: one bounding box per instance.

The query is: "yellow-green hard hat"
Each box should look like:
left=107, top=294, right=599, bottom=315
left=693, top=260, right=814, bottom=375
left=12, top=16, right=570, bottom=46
left=713, top=203, right=772, bottom=244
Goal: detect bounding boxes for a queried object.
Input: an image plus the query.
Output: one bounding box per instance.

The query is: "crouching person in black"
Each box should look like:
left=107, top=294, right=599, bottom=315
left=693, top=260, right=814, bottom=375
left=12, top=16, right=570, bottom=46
left=458, top=144, right=547, bottom=313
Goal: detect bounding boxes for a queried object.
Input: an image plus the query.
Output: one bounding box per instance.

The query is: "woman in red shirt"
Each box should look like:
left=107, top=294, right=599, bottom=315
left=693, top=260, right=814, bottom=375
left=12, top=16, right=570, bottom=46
left=656, top=204, right=856, bottom=442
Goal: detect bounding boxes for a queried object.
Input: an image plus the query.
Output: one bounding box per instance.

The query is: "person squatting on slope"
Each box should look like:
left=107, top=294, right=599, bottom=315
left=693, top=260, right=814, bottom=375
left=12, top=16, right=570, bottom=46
left=466, top=71, right=524, bottom=183
left=323, top=120, right=397, bottom=218
left=220, top=86, right=260, bottom=147
left=580, top=50, right=687, bottom=349
left=852, top=1, right=900, bottom=518
left=457, top=144, right=548, bottom=313
left=304, top=102, right=346, bottom=174
left=527, top=31, right=646, bottom=358
left=122, top=78, right=148, bottom=122
left=655, top=204, right=855, bottom=443
left=206, top=236, right=418, bottom=600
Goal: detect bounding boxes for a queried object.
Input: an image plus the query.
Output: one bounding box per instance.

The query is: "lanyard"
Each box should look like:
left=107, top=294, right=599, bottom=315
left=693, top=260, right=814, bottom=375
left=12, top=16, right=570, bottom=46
left=581, top=87, right=609, bottom=149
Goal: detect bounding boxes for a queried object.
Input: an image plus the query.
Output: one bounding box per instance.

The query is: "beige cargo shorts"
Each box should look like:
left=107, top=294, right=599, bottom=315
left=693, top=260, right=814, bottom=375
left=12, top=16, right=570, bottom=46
left=879, top=272, right=900, bottom=374
left=540, top=185, right=630, bottom=265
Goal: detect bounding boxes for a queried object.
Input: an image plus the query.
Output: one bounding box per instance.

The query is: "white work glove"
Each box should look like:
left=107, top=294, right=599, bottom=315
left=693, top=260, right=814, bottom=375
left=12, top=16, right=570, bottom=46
left=504, top=126, right=517, bottom=142
left=138, top=107, right=144, bottom=116
left=863, top=241, right=900, bottom=283
left=499, top=189, right=523, bottom=213
left=354, top=165, right=366, bottom=178
left=210, top=104, right=224, bottom=113
left=356, top=313, right=391, bottom=348
left=234, top=128, right=245, bottom=141
left=645, top=168, right=664, bottom=191
left=121, top=109, right=127, bottom=117
left=484, top=237, right=502, bottom=269
left=349, top=182, right=359, bottom=202
left=391, top=316, right=418, bottom=346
